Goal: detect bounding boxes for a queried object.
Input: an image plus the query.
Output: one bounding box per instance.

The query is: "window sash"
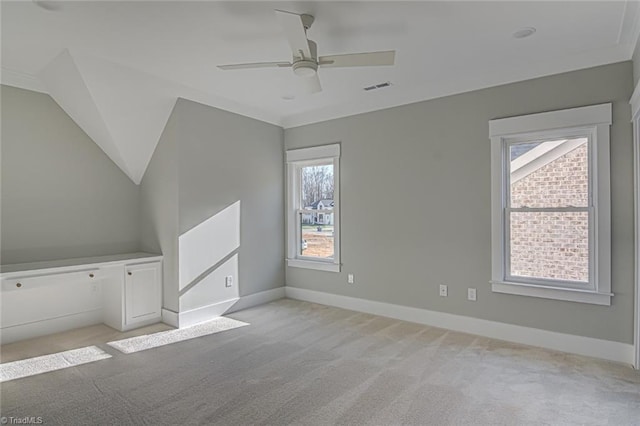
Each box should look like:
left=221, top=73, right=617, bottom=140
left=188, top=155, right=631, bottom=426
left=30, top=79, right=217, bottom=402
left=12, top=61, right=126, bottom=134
left=296, top=208, right=336, bottom=261
left=503, top=136, right=595, bottom=291
left=504, top=134, right=593, bottom=209
left=286, top=149, right=340, bottom=269
left=297, top=209, right=334, bottom=214
left=504, top=207, right=594, bottom=290
left=506, top=207, right=589, bottom=213
left=294, top=162, right=337, bottom=260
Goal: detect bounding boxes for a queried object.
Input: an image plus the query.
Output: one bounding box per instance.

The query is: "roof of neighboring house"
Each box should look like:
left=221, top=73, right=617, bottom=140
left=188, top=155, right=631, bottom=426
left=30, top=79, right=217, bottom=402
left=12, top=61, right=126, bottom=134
left=307, top=199, right=334, bottom=209
left=510, top=138, right=587, bottom=183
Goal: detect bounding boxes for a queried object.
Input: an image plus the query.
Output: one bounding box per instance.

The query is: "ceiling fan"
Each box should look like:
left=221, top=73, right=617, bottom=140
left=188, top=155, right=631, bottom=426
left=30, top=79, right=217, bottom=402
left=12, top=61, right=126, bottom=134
left=217, top=10, right=396, bottom=94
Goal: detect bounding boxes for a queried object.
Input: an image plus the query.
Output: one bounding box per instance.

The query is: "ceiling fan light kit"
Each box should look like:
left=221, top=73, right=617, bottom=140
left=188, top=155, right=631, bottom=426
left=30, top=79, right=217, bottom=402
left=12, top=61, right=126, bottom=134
left=293, top=39, right=318, bottom=77
left=293, top=61, right=318, bottom=77
left=217, top=9, right=396, bottom=94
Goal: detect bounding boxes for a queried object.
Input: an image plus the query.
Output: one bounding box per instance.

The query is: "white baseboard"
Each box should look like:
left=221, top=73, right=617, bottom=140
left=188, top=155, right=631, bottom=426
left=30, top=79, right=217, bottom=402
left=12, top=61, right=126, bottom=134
left=285, top=287, right=635, bottom=366
left=226, top=286, right=286, bottom=314
left=121, top=316, right=163, bottom=332
left=178, top=298, right=240, bottom=328
left=170, top=287, right=286, bottom=329
left=161, top=308, right=179, bottom=328
left=0, top=310, right=103, bottom=344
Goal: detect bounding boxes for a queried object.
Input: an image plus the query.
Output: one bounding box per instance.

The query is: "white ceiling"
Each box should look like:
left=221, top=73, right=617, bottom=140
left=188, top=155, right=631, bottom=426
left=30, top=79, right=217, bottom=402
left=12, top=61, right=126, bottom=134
left=2, top=1, right=639, bottom=183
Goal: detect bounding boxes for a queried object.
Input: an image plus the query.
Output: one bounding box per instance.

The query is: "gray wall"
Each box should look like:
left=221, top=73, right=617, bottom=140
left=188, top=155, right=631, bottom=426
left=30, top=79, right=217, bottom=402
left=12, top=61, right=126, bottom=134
left=1, top=85, right=140, bottom=264
left=140, top=98, right=285, bottom=312
left=140, top=102, right=180, bottom=311
left=284, top=61, right=635, bottom=344
left=175, top=99, right=285, bottom=298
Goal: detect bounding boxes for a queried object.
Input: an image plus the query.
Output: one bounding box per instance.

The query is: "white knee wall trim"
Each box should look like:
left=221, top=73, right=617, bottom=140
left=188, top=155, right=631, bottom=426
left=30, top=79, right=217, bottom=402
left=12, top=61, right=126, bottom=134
left=285, top=287, right=635, bottom=367
left=162, top=286, right=286, bottom=329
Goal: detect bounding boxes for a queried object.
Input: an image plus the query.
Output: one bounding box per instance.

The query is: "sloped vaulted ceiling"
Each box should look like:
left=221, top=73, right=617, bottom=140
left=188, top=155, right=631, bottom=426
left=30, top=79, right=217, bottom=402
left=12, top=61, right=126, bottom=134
left=40, top=50, right=177, bottom=184
left=2, top=1, right=640, bottom=184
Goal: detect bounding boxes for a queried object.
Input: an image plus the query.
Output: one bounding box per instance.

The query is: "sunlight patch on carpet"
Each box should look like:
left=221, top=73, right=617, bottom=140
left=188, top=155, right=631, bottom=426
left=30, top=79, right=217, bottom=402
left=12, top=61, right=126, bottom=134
left=107, top=317, right=249, bottom=354
left=0, top=346, right=111, bottom=382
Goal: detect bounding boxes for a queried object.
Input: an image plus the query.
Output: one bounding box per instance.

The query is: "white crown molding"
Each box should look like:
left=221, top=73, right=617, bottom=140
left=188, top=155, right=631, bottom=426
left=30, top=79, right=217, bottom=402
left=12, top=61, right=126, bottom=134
left=285, top=287, right=635, bottom=366
left=619, top=0, right=640, bottom=55
left=1, top=68, right=48, bottom=94
left=282, top=46, right=629, bottom=129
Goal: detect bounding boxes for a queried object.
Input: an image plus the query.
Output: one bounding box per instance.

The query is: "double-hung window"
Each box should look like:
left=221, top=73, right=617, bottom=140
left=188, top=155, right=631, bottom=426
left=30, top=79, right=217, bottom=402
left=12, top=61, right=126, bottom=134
left=286, top=144, right=340, bottom=272
left=489, top=104, right=612, bottom=305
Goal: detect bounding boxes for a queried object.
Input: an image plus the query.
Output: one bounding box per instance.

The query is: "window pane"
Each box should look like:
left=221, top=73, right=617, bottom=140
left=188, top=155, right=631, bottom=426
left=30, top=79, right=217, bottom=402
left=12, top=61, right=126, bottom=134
left=301, top=164, right=334, bottom=210
left=510, top=137, right=588, bottom=208
left=299, top=212, right=334, bottom=259
left=509, top=211, right=588, bottom=283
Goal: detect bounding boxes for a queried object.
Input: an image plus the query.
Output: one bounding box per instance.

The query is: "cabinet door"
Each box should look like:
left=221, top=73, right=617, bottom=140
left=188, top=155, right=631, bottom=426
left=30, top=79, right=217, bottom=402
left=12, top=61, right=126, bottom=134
left=125, top=262, right=161, bottom=325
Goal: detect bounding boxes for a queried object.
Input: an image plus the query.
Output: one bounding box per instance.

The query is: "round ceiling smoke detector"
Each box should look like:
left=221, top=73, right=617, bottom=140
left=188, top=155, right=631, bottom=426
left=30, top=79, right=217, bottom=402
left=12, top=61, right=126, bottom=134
left=513, top=27, right=536, bottom=39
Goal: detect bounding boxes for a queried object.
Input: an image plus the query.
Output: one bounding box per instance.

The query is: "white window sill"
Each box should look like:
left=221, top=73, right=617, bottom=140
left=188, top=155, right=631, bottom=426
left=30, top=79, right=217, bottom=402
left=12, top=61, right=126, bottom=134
left=287, top=259, right=340, bottom=273
left=491, top=281, right=612, bottom=306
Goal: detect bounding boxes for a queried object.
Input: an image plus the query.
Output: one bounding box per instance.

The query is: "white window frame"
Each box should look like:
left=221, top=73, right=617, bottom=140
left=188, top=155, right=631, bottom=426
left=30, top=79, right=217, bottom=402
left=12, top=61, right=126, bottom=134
left=286, top=144, right=340, bottom=272
left=489, top=104, right=612, bottom=305
left=630, top=84, right=640, bottom=369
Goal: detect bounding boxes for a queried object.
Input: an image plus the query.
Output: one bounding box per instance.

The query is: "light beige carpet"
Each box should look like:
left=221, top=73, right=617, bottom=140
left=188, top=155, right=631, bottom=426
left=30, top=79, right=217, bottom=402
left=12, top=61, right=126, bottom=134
left=107, top=317, right=248, bottom=354
left=1, top=299, right=639, bottom=425
left=0, top=346, right=111, bottom=383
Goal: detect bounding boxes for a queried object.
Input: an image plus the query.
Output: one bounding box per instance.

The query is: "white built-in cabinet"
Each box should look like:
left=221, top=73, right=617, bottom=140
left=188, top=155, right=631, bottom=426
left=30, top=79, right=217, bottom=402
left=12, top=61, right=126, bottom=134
left=0, top=253, right=163, bottom=344
left=125, top=262, right=162, bottom=326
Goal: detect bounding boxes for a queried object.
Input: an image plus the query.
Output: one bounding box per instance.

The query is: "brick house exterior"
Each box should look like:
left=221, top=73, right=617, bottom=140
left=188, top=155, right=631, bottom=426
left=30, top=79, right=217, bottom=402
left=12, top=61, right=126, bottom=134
left=509, top=140, right=589, bottom=282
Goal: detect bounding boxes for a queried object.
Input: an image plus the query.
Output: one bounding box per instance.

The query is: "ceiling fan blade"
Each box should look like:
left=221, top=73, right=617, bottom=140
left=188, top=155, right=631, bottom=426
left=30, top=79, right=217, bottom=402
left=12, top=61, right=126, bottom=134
left=319, top=50, right=396, bottom=68
left=218, top=62, right=292, bottom=70
left=299, top=73, right=322, bottom=94
left=275, top=10, right=312, bottom=59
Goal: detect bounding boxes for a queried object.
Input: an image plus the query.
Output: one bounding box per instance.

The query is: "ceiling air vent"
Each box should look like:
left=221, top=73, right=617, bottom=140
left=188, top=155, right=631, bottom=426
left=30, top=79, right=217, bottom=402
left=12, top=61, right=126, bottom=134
left=364, top=82, right=392, bottom=91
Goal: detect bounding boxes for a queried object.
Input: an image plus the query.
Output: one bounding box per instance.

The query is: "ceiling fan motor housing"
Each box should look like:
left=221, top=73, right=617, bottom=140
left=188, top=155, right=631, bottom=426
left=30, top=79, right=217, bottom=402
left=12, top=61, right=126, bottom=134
left=293, top=39, right=318, bottom=76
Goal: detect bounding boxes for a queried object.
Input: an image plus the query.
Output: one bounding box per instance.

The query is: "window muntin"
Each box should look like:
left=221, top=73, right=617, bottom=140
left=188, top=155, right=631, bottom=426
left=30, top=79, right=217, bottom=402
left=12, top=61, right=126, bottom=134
left=504, top=136, right=592, bottom=288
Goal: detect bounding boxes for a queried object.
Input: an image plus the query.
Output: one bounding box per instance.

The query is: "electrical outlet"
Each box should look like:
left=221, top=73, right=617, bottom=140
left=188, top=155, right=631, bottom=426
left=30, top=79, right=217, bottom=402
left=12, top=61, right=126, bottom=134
left=347, top=274, right=354, bottom=284
left=467, top=288, right=477, bottom=301
left=439, top=284, right=448, bottom=297
left=225, top=276, right=233, bottom=287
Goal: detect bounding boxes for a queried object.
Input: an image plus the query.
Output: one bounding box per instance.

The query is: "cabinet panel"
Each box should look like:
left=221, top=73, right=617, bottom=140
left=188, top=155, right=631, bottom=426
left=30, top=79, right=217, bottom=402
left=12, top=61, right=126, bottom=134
left=125, top=262, right=161, bottom=326
left=1, top=269, right=101, bottom=328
